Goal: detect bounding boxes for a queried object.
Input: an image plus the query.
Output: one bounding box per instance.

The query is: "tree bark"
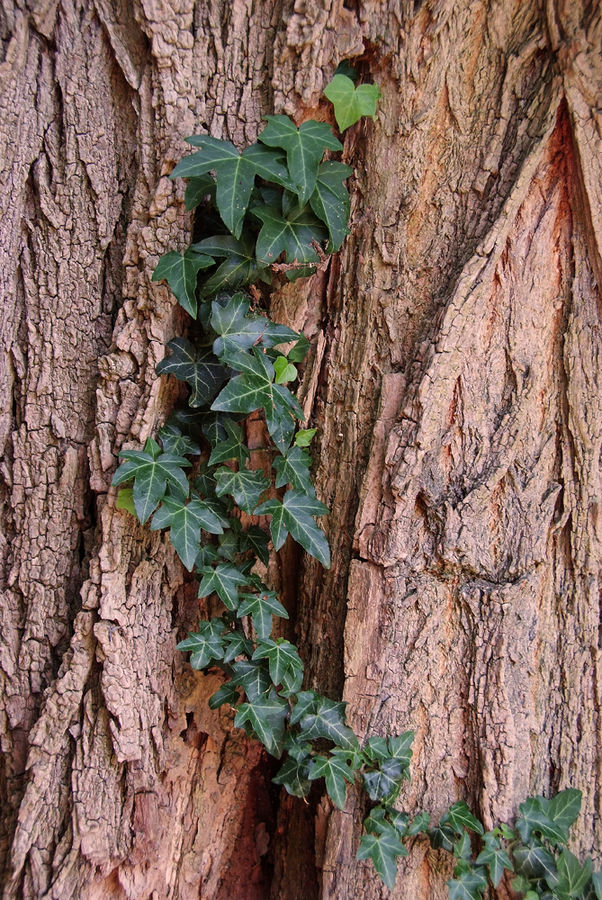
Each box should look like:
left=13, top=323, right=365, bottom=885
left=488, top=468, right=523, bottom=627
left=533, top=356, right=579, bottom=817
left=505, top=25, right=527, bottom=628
left=0, top=2, right=600, bottom=899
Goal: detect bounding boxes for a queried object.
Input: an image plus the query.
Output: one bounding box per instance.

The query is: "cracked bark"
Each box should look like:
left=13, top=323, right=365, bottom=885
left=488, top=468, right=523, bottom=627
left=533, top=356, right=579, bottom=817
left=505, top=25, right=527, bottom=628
left=0, top=1, right=600, bottom=898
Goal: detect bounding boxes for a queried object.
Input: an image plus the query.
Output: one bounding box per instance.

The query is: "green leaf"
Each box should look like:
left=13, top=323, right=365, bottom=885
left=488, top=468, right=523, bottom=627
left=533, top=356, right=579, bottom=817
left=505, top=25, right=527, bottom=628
left=184, top=173, right=215, bottom=210
left=172, top=136, right=290, bottom=238
left=553, top=849, right=592, bottom=897
left=230, top=659, right=272, bottom=701
left=151, top=495, right=224, bottom=570
left=441, top=802, right=485, bottom=836
left=273, top=446, right=314, bottom=494
left=112, top=443, right=191, bottom=524
left=309, top=751, right=355, bottom=810
left=210, top=292, right=267, bottom=356
left=287, top=334, right=310, bottom=363
left=362, top=757, right=407, bottom=802
left=222, top=630, right=254, bottom=663
left=446, top=868, right=488, bottom=900
left=253, top=203, right=328, bottom=267
left=238, top=591, right=289, bottom=640
left=333, top=59, right=357, bottom=81
left=408, top=812, right=430, bottom=836
left=309, top=161, right=352, bottom=251
left=252, top=637, right=303, bottom=690
left=177, top=619, right=226, bottom=669
left=475, top=833, right=513, bottom=887
left=357, top=829, right=405, bottom=890
left=208, top=418, right=250, bottom=466
left=430, top=826, right=457, bottom=852
left=214, top=465, right=270, bottom=513
left=239, top=525, right=271, bottom=565
left=274, top=355, right=298, bottom=384
left=116, top=488, right=136, bottom=515
left=208, top=680, right=240, bottom=709
left=234, top=688, right=288, bottom=756
left=516, top=796, right=570, bottom=845
left=298, top=695, right=358, bottom=750
left=152, top=249, right=214, bottom=317
left=193, top=234, right=267, bottom=296
left=323, top=74, right=381, bottom=131
left=513, top=843, right=558, bottom=883
left=259, top=115, right=342, bottom=205
left=156, top=339, right=227, bottom=407
left=158, top=424, right=201, bottom=456
left=198, top=563, right=251, bottom=611
left=267, top=490, right=330, bottom=566
left=592, top=871, right=602, bottom=899
left=547, top=789, right=582, bottom=837
left=273, top=755, right=312, bottom=798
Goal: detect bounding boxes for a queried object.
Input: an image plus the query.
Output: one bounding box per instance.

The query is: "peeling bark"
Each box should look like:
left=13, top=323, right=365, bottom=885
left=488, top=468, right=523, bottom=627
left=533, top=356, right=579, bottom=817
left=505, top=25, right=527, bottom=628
left=0, top=1, right=600, bottom=899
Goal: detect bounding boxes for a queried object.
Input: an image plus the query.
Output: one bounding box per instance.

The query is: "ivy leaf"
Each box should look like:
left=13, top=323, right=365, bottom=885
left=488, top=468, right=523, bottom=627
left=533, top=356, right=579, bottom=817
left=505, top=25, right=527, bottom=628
left=309, top=161, right=352, bottom=251
left=516, top=796, right=569, bottom=845
left=252, top=638, right=303, bottom=691
left=513, top=843, right=558, bottom=882
left=238, top=590, right=289, bottom=640
left=546, top=789, right=582, bottom=838
left=198, top=563, right=251, bottom=611
left=116, top=488, right=136, bottom=515
left=287, top=334, right=310, bottom=363
left=192, top=234, right=267, bottom=295
left=172, top=136, right=290, bottom=238
left=152, top=249, right=214, bottom=318
left=208, top=680, right=240, bottom=709
left=234, top=688, right=288, bottom=757
left=324, top=74, right=381, bottom=131
left=230, top=659, right=272, bottom=701
left=157, top=424, right=201, bottom=456
left=475, top=833, right=513, bottom=887
left=177, top=619, right=226, bottom=669
left=208, top=418, right=250, bottom=466
left=239, top=525, right=271, bottom=565
left=210, top=293, right=267, bottom=356
left=273, top=755, right=312, bottom=798
left=222, top=630, right=254, bottom=663
left=112, top=441, right=191, bottom=524
left=156, top=338, right=227, bottom=408
left=253, top=204, right=328, bottom=267
left=256, top=490, right=330, bottom=566
left=150, top=495, right=225, bottom=570
left=214, top=465, right=270, bottom=513
left=274, top=355, right=298, bottom=384
left=289, top=690, right=319, bottom=725
left=260, top=321, right=301, bottom=349
left=592, top=870, right=602, bottom=899
left=446, top=868, right=488, bottom=900
left=273, top=446, right=314, bottom=495
left=184, top=173, right=215, bottom=210
left=441, top=802, right=485, bottom=836
left=356, top=829, right=405, bottom=890
left=309, top=751, right=355, bottom=810
left=298, top=695, right=358, bottom=750
left=407, top=811, right=430, bottom=836
left=553, top=849, right=592, bottom=897
left=362, top=758, right=407, bottom=802
left=258, top=115, right=342, bottom=205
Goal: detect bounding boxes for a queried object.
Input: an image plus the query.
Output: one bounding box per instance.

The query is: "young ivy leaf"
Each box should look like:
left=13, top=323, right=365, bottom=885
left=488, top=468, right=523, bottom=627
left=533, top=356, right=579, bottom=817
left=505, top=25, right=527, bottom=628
left=324, top=74, right=381, bottom=132
left=116, top=488, right=136, bottom=516
left=171, top=136, right=290, bottom=238
left=156, top=338, right=228, bottom=408
left=258, top=115, right=342, bottom=205
left=309, top=161, right=352, bottom=252
left=273, top=355, right=297, bottom=384
left=152, top=249, right=214, bottom=318
left=253, top=204, right=328, bottom=268
left=294, top=427, right=317, bottom=447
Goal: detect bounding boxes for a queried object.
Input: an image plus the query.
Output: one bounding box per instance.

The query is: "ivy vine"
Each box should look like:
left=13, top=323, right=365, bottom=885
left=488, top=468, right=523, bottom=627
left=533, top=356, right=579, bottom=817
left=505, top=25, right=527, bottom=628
left=112, top=66, right=600, bottom=898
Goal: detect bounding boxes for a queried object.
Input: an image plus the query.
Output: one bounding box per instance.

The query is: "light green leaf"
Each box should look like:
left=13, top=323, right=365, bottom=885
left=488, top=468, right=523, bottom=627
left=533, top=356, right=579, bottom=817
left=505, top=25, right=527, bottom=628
left=273, top=355, right=298, bottom=384
left=294, top=428, right=317, bottom=447
left=156, top=338, right=227, bottom=407
left=116, top=488, right=136, bottom=515
left=184, top=173, right=215, bottom=210
left=152, top=249, right=214, bottom=318
left=324, top=74, right=381, bottom=131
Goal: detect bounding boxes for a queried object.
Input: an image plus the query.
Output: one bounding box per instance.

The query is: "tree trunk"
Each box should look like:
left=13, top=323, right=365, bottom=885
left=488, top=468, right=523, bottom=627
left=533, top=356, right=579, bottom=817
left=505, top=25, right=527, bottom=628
left=1, top=1, right=600, bottom=898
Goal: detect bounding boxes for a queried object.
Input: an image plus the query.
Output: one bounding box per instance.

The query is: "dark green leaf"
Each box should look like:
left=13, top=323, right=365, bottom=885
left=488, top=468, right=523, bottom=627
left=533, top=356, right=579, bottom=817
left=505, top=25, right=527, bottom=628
left=184, top=173, right=215, bottom=210
left=259, top=115, right=342, bottom=205
left=282, top=490, right=330, bottom=566
left=112, top=443, right=191, bottom=524
left=252, top=637, right=303, bottom=689
left=157, top=424, right=201, bottom=456
left=362, top=757, right=406, bottom=802
left=238, top=591, right=289, bottom=640
left=357, top=829, right=405, bottom=890
left=407, top=812, right=430, bottom=836
left=441, top=802, right=485, bottom=836
left=309, top=751, right=355, bottom=810
left=152, top=249, right=214, bottom=317
left=151, top=495, right=224, bottom=570
left=446, top=868, right=488, bottom=900
left=253, top=203, right=328, bottom=267
left=553, top=849, right=592, bottom=897
left=172, top=136, right=290, bottom=238
left=214, top=465, right=269, bottom=513
left=208, top=680, right=240, bottom=709
left=156, top=338, right=227, bottom=407
left=208, top=418, right=250, bottom=465
left=198, top=563, right=251, bottom=611
left=230, top=659, right=272, bottom=701
left=516, top=796, right=569, bottom=845
left=273, top=445, right=314, bottom=494
left=309, top=161, right=352, bottom=251
left=273, top=755, right=312, bottom=798
left=323, top=74, right=381, bottom=131
left=298, top=695, right=358, bottom=750
left=234, top=688, right=288, bottom=756
left=513, top=843, right=558, bottom=882
left=475, top=833, right=513, bottom=887
left=547, top=789, right=582, bottom=836
left=287, top=334, right=310, bottom=363
left=289, top=690, right=319, bottom=725
left=222, top=630, right=254, bottom=663
left=193, top=234, right=267, bottom=296
left=239, top=525, right=270, bottom=565
left=177, top=619, right=226, bottom=669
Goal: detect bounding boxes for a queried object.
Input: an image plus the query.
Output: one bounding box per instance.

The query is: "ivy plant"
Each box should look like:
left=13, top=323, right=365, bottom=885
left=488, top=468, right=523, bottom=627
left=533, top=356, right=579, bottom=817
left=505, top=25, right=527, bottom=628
left=112, top=68, right=598, bottom=896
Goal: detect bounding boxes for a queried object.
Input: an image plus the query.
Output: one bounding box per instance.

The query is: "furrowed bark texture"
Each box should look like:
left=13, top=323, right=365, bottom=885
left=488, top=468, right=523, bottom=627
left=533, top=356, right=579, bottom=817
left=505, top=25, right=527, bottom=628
left=0, top=1, right=600, bottom=899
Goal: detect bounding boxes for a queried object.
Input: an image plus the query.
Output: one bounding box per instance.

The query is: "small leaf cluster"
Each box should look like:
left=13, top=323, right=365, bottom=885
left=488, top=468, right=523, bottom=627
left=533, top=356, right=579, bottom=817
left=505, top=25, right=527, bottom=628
left=357, top=791, right=601, bottom=897
left=111, top=68, right=594, bottom=897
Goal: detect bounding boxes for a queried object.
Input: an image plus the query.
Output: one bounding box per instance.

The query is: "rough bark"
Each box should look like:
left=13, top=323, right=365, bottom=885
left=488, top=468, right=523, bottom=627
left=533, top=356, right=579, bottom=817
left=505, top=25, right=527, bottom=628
left=0, top=1, right=600, bottom=899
